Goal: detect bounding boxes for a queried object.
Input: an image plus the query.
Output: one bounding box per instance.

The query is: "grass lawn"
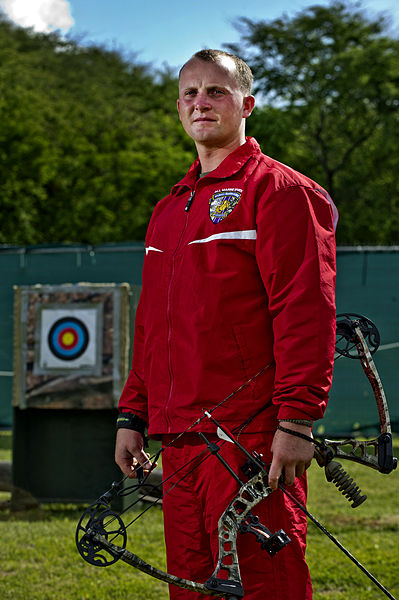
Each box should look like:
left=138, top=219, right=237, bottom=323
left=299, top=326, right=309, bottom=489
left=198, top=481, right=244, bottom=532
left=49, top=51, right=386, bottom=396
left=0, top=429, right=12, bottom=460
left=0, top=431, right=397, bottom=599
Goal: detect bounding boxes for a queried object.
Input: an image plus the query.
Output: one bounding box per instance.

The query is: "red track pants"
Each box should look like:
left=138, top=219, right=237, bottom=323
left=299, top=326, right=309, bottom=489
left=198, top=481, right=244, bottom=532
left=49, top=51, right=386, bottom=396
left=162, top=432, right=312, bottom=600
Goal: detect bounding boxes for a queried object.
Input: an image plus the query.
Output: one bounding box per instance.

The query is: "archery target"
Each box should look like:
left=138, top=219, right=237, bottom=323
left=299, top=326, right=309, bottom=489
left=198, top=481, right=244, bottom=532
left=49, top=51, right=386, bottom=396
left=38, top=307, right=100, bottom=371
left=48, top=317, right=89, bottom=361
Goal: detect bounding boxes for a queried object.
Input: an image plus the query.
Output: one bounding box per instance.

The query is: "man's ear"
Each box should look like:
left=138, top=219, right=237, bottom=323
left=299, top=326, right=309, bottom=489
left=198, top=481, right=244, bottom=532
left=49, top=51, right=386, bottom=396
left=243, top=95, right=256, bottom=119
left=177, top=98, right=182, bottom=121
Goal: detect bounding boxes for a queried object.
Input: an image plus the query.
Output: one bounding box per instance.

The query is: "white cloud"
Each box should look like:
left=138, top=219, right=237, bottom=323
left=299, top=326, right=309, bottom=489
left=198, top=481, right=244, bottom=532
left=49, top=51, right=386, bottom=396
left=0, top=0, right=74, bottom=33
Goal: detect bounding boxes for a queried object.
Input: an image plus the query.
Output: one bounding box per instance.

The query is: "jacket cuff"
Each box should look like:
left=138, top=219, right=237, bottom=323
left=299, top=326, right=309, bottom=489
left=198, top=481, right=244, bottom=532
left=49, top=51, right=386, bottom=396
left=277, top=406, right=316, bottom=423
left=116, top=412, right=147, bottom=436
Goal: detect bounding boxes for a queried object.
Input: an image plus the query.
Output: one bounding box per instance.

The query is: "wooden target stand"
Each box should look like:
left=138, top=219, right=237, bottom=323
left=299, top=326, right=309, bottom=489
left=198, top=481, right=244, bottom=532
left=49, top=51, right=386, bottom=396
left=11, top=283, right=135, bottom=510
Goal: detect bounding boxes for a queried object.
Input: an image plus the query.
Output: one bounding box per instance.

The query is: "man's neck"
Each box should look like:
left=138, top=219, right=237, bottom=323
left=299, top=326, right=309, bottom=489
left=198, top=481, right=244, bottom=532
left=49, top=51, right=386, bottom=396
left=196, top=135, right=247, bottom=174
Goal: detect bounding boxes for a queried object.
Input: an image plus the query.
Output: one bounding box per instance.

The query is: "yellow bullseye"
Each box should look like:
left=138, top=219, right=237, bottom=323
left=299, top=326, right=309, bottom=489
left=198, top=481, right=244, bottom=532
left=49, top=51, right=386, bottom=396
left=61, top=331, right=76, bottom=347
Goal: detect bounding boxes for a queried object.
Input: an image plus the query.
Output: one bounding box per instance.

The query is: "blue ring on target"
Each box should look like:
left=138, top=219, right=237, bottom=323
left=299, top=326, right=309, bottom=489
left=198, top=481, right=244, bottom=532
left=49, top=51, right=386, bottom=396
left=48, top=317, right=89, bottom=361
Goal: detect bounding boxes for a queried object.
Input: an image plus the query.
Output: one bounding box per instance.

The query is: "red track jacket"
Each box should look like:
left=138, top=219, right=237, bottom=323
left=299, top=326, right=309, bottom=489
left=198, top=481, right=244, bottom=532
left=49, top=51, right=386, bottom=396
left=119, top=138, right=337, bottom=436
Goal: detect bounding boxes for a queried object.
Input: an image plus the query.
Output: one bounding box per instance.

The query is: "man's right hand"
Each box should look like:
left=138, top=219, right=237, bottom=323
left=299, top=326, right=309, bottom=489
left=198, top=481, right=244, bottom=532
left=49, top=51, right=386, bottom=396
left=115, top=428, right=152, bottom=478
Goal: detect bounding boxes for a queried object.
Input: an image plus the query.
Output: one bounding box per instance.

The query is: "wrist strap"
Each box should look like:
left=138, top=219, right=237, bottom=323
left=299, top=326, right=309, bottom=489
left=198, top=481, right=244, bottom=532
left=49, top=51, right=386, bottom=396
left=279, top=418, right=313, bottom=427
left=116, top=412, right=146, bottom=436
left=277, top=424, right=315, bottom=445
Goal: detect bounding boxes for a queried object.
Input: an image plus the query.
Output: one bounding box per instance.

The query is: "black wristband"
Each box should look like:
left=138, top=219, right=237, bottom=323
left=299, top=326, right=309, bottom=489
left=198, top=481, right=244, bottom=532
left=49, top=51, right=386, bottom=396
left=277, top=424, right=315, bottom=445
left=116, top=412, right=146, bottom=436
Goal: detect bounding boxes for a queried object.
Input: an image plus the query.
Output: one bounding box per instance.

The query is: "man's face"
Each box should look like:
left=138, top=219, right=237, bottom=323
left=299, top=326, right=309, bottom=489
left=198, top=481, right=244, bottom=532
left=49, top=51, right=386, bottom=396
left=177, top=57, right=254, bottom=149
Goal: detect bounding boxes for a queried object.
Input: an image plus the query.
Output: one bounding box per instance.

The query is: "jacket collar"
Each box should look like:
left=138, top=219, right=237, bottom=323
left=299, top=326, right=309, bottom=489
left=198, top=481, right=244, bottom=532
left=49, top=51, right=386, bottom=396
left=172, top=137, right=261, bottom=194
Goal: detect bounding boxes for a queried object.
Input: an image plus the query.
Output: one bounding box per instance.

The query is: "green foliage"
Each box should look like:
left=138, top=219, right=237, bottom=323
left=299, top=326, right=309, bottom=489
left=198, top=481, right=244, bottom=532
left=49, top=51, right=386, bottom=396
left=0, top=15, right=195, bottom=245
left=230, top=1, right=399, bottom=244
left=0, top=4, right=398, bottom=245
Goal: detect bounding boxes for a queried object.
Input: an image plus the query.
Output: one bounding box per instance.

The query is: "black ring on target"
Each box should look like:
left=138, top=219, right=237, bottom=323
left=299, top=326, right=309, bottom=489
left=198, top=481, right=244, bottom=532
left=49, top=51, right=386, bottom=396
left=48, top=317, right=89, bottom=361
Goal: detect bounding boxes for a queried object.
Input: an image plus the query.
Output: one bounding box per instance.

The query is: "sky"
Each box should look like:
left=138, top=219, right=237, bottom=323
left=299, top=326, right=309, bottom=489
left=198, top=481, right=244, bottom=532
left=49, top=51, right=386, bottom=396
left=0, top=0, right=398, bottom=71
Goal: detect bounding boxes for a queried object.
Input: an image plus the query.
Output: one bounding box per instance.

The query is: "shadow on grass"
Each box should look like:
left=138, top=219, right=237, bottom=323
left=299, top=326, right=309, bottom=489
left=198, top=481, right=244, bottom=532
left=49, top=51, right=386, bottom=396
left=0, top=493, right=88, bottom=521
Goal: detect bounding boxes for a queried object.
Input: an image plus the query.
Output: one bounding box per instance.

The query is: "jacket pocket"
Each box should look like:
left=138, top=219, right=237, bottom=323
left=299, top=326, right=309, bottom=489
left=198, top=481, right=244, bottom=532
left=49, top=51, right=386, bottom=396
left=232, top=323, right=275, bottom=393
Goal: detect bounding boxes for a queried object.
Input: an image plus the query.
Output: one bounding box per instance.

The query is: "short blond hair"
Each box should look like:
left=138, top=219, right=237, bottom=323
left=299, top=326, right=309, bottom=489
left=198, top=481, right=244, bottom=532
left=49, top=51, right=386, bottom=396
left=179, top=49, right=253, bottom=95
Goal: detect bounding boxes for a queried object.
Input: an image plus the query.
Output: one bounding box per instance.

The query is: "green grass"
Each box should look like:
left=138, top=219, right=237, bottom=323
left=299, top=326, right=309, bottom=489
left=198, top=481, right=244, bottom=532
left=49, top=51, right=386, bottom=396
left=306, top=453, right=399, bottom=599
left=0, top=503, right=168, bottom=600
left=0, top=435, right=397, bottom=599
left=0, top=430, right=12, bottom=460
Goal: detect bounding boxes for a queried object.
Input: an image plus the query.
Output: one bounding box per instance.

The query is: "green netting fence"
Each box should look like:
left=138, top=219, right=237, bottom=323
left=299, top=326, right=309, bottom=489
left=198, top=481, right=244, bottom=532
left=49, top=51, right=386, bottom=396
left=1, top=244, right=398, bottom=436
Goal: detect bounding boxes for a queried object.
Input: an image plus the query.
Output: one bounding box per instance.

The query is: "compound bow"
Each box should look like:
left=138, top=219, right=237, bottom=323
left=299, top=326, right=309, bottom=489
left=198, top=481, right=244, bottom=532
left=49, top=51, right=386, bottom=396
left=76, top=313, right=397, bottom=599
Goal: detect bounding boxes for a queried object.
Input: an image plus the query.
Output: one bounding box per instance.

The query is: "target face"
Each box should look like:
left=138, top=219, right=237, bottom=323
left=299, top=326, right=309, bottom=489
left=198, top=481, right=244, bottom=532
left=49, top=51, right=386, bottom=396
left=37, top=306, right=101, bottom=373
left=48, top=317, right=89, bottom=361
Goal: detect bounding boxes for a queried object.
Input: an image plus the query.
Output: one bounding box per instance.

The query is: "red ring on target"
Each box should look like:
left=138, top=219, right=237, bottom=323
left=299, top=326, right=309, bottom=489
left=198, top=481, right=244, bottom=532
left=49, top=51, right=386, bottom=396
left=57, top=327, right=79, bottom=350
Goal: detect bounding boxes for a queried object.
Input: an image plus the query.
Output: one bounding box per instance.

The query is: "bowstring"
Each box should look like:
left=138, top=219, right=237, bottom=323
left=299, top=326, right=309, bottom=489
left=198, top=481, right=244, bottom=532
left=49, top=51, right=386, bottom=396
left=101, top=327, right=370, bottom=533
left=100, top=366, right=272, bottom=534
left=106, top=333, right=348, bottom=528
left=101, top=330, right=356, bottom=535
left=120, top=399, right=274, bottom=533
left=103, top=324, right=369, bottom=534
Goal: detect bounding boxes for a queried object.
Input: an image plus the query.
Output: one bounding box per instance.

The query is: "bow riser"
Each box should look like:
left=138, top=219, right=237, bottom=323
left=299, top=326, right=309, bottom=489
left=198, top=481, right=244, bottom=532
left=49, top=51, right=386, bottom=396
left=205, top=471, right=273, bottom=598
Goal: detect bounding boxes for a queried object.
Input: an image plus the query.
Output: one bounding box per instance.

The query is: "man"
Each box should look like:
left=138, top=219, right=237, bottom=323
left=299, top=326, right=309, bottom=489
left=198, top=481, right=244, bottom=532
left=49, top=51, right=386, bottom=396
left=115, top=49, right=337, bottom=599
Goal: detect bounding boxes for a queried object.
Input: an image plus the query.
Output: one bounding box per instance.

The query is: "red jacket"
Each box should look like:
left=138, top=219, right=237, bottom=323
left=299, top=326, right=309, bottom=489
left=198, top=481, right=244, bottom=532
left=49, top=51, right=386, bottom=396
left=119, top=138, right=337, bottom=436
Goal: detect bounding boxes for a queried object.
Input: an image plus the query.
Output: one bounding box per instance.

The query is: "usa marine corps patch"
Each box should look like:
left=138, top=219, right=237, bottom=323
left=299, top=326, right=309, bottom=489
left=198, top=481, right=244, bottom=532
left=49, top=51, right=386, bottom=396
left=209, top=189, right=242, bottom=224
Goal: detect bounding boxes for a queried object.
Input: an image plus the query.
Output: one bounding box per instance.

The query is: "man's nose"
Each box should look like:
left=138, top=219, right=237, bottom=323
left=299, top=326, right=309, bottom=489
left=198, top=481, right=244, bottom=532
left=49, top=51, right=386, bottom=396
left=195, top=92, right=211, bottom=111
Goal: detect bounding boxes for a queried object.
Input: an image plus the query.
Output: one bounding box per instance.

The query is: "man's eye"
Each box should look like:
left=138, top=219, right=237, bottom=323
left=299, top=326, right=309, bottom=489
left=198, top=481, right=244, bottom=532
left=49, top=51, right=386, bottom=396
left=185, top=90, right=196, bottom=96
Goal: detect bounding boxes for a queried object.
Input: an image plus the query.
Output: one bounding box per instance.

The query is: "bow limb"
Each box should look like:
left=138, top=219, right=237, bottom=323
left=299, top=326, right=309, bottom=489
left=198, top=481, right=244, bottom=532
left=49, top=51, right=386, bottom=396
left=347, top=323, right=397, bottom=472
left=88, top=533, right=228, bottom=597
left=355, top=325, right=393, bottom=439
left=76, top=366, right=275, bottom=598
left=313, top=316, right=397, bottom=508
left=76, top=500, right=229, bottom=596
left=85, top=470, right=283, bottom=600
left=316, top=318, right=397, bottom=475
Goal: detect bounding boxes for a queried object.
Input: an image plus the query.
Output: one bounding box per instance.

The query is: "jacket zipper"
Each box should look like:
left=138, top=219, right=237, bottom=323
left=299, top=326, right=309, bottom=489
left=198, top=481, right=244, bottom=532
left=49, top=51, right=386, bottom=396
left=185, top=190, right=195, bottom=212
left=165, top=189, right=195, bottom=431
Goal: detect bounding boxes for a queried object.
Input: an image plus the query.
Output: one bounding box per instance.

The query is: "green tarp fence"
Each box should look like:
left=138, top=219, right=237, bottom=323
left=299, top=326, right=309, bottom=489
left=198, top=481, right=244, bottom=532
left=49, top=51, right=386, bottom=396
left=1, top=243, right=398, bottom=436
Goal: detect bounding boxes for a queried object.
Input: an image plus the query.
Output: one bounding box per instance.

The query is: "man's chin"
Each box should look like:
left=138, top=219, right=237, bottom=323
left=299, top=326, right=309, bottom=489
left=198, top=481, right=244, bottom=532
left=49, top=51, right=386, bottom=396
left=190, top=129, right=221, bottom=144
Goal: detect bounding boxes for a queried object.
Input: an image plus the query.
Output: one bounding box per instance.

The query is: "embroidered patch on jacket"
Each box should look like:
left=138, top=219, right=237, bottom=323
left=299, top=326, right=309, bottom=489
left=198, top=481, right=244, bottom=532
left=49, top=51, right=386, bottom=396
left=209, top=189, right=242, bottom=224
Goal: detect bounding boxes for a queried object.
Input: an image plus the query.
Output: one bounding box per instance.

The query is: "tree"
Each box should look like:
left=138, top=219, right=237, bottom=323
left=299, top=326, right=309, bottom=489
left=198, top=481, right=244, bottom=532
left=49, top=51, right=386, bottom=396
left=228, top=1, right=399, bottom=244
left=0, top=15, right=194, bottom=245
